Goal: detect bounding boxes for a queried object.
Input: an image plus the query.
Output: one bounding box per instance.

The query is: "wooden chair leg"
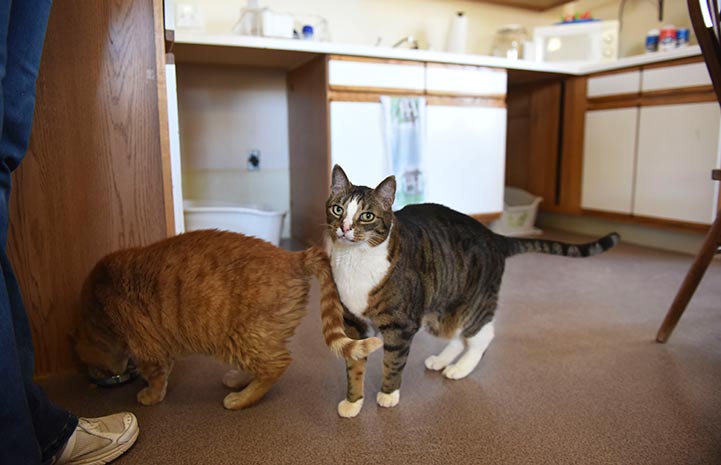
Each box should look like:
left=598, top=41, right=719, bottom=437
left=656, top=210, right=721, bottom=343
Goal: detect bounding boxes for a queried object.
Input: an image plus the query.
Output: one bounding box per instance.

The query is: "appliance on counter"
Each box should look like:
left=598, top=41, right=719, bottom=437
left=532, top=20, right=619, bottom=64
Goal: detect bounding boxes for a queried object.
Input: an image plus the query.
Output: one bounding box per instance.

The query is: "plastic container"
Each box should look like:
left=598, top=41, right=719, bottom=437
left=489, top=187, right=543, bottom=237
left=492, top=24, right=529, bottom=60
left=232, top=0, right=264, bottom=36
left=183, top=200, right=286, bottom=246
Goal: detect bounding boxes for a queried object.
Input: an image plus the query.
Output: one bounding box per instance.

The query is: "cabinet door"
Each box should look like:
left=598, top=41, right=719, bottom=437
left=634, top=102, right=721, bottom=224
left=329, top=101, right=389, bottom=187
left=425, top=105, right=506, bottom=215
left=581, top=108, right=638, bottom=214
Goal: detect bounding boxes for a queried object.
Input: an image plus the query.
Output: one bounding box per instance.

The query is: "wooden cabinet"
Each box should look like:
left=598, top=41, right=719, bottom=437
left=581, top=107, right=638, bottom=214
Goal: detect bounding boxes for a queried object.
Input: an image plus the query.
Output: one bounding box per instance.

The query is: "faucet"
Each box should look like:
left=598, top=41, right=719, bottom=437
left=392, top=35, right=419, bottom=49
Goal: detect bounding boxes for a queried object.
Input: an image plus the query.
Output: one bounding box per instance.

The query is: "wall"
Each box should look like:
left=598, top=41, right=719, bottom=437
left=170, top=0, right=555, bottom=55
left=544, top=0, right=694, bottom=57
left=177, top=64, right=291, bottom=237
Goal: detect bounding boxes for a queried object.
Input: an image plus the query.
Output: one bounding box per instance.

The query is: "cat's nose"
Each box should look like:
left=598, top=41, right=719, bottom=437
left=342, top=224, right=352, bottom=233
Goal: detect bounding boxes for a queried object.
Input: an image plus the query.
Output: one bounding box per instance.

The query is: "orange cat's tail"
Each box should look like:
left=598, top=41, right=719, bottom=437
left=302, top=247, right=382, bottom=361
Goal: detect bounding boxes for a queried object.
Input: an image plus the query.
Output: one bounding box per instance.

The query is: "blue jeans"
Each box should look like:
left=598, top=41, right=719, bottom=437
left=0, top=1, right=78, bottom=464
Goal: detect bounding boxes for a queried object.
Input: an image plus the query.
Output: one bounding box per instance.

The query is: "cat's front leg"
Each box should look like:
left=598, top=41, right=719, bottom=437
left=377, top=327, right=415, bottom=409
left=136, top=360, right=173, bottom=405
left=338, top=314, right=370, bottom=418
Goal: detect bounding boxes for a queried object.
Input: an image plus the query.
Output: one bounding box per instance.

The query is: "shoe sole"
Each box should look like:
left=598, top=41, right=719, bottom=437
left=69, top=425, right=140, bottom=465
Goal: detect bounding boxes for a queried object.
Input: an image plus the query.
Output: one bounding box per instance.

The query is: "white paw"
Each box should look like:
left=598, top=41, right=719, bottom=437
left=442, top=363, right=473, bottom=380
left=424, top=355, right=450, bottom=371
left=376, top=390, right=400, bottom=408
left=337, top=398, right=364, bottom=418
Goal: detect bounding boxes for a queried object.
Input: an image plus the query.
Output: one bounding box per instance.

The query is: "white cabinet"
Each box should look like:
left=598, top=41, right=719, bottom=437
left=329, top=101, right=388, bottom=188
left=634, top=102, right=721, bottom=224
left=425, top=105, right=506, bottom=214
left=586, top=71, right=641, bottom=98
left=328, top=101, right=505, bottom=215
left=581, top=101, right=721, bottom=224
left=581, top=108, right=638, bottom=214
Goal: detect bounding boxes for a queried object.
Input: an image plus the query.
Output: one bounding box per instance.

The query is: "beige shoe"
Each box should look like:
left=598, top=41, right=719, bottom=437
left=54, top=412, right=139, bottom=465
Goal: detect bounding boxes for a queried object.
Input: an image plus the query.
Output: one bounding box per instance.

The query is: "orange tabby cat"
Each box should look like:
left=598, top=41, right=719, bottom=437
left=73, top=229, right=381, bottom=410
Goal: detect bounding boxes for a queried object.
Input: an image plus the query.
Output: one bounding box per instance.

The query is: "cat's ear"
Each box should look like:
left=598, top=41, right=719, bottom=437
left=374, top=175, right=396, bottom=210
left=331, top=165, right=351, bottom=195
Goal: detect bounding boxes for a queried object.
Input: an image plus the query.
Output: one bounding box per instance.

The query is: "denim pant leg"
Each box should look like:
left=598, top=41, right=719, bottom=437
left=0, top=1, right=78, bottom=464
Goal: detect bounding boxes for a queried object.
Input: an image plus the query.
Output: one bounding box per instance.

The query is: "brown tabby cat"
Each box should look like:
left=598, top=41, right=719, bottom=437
left=73, top=229, right=381, bottom=410
left=326, top=165, right=619, bottom=418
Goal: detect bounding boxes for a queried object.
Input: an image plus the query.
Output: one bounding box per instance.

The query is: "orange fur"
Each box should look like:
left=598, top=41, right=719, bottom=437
left=74, top=230, right=381, bottom=410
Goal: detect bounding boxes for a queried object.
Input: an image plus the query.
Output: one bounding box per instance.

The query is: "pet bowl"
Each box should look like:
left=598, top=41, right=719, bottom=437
left=89, top=361, right=139, bottom=387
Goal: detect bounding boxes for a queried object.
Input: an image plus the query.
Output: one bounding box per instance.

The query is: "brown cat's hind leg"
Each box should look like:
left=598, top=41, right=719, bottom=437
left=136, top=360, right=174, bottom=405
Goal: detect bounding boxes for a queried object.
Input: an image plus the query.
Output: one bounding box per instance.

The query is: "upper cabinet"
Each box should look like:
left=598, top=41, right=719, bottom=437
left=471, top=0, right=568, bottom=11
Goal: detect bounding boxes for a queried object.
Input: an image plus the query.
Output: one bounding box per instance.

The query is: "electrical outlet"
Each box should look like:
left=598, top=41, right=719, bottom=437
left=247, top=150, right=261, bottom=171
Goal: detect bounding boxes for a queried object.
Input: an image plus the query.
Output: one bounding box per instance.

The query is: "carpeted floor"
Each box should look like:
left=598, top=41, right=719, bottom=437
left=41, top=230, right=721, bottom=465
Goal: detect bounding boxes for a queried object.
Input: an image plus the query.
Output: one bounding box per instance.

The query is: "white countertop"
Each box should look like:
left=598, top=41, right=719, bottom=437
left=174, top=31, right=703, bottom=76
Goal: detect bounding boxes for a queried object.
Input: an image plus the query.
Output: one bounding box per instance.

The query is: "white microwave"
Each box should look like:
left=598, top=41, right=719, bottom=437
left=532, top=20, right=619, bottom=64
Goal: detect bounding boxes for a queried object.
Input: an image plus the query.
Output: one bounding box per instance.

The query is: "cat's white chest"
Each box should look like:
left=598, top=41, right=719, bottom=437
left=330, top=239, right=390, bottom=318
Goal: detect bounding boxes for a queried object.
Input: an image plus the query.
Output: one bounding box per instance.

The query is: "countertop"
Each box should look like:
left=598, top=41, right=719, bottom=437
left=173, top=31, right=703, bottom=76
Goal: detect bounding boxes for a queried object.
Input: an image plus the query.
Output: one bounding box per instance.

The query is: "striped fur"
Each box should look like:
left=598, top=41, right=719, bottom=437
left=326, top=165, right=620, bottom=418
left=302, top=246, right=382, bottom=360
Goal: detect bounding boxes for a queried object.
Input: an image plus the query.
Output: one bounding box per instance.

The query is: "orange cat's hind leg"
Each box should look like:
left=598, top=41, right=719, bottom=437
left=222, top=360, right=289, bottom=410
left=222, top=369, right=252, bottom=389
left=136, top=360, right=174, bottom=406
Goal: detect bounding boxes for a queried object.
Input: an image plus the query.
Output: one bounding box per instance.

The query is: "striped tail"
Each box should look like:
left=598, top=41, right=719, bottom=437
left=303, top=247, right=382, bottom=360
left=500, top=232, right=620, bottom=258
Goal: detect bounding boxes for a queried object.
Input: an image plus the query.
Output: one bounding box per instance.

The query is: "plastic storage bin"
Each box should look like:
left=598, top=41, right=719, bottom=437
left=490, top=187, right=543, bottom=236
left=183, top=200, right=286, bottom=246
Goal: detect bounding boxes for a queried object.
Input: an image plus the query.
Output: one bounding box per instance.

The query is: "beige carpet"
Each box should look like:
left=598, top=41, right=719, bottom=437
left=41, top=230, right=721, bottom=465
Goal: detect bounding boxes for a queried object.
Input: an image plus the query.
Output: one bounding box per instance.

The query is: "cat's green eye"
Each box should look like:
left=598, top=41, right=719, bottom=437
left=331, top=204, right=344, bottom=217
left=359, top=212, right=375, bottom=222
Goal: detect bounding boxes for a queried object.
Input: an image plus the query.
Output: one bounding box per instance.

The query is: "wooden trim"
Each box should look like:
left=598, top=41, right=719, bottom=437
left=472, top=0, right=567, bottom=11
left=640, top=87, right=716, bottom=106
left=165, top=28, right=174, bottom=53
left=426, top=95, right=506, bottom=107
left=587, top=85, right=716, bottom=109
left=713, top=169, right=721, bottom=181
left=641, top=54, right=704, bottom=70
left=556, top=76, right=587, bottom=214
left=288, top=56, right=331, bottom=245
left=153, top=0, right=175, bottom=236
left=471, top=212, right=502, bottom=224
left=328, top=55, right=422, bottom=66
left=425, top=90, right=506, bottom=100
left=587, top=96, right=641, bottom=110
left=588, top=66, right=642, bottom=78
left=329, top=88, right=506, bottom=107
left=581, top=208, right=711, bottom=233
left=527, top=81, right=562, bottom=211
left=328, top=90, right=381, bottom=103
left=328, top=84, right=425, bottom=96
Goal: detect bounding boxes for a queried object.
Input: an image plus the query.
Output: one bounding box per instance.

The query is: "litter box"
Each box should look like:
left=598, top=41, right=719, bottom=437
left=183, top=200, right=286, bottom=246
left=490, top=187, right=543, bottom=237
